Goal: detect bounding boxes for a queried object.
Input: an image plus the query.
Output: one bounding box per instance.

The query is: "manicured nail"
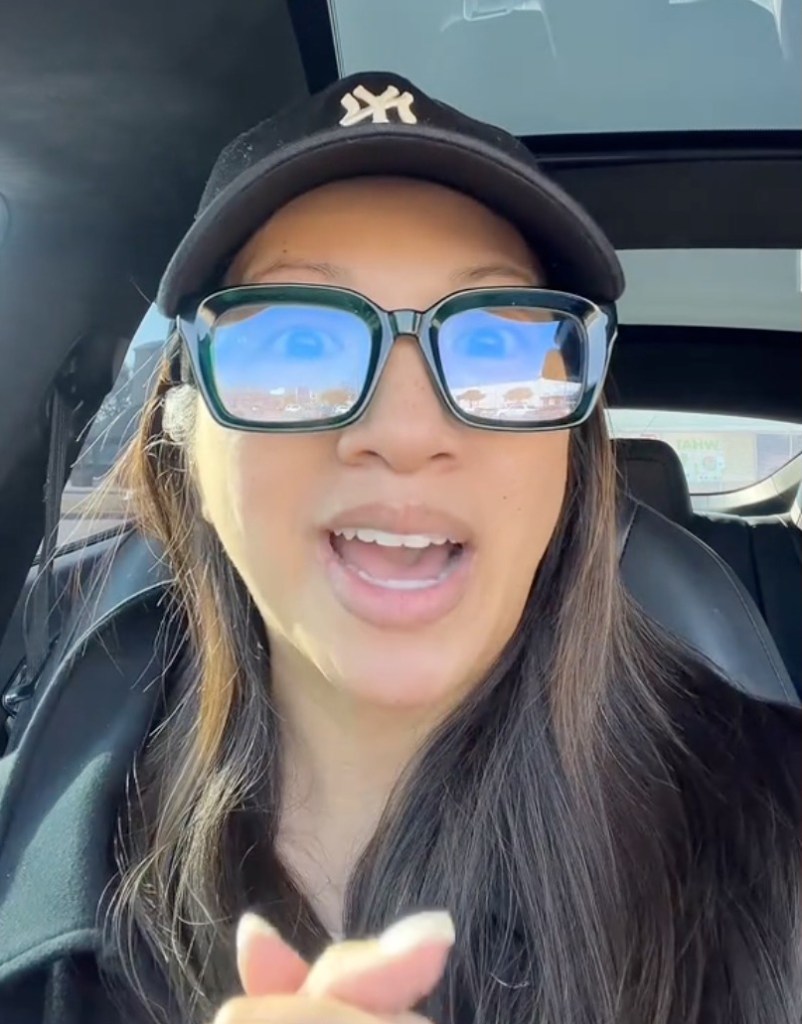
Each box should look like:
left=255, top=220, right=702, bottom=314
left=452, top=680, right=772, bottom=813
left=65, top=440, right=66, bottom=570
left=378, top=911, right=456, bottom=957
left=236, top=912, right=279, bottom=952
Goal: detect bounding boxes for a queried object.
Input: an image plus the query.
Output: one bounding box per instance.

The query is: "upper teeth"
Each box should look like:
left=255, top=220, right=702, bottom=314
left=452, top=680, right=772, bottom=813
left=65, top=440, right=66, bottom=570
left=333, top=527, right=452, bottom=548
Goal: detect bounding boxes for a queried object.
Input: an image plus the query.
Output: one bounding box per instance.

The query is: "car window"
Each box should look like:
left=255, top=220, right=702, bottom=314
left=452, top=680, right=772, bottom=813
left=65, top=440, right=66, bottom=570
left=57, top=307, right=170, bottom=548
left=608, top=409, right=802, bottom=497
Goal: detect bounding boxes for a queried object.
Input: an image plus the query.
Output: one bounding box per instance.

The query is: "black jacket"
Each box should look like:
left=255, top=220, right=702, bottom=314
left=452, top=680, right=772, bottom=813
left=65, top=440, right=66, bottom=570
left=0, top=588, right=165, bottom=1024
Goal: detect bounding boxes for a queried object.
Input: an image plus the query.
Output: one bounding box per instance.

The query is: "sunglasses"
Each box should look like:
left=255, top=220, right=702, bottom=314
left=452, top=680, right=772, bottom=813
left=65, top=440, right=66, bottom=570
left=175, top=285, right=617, bottom=432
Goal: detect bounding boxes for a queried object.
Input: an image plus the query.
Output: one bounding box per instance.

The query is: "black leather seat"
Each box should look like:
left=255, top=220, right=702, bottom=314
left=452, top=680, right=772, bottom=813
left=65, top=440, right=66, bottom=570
left=744, top=483, right=802, bottom=689
left=618, top=498, right=796, bottom=705
left=617, top=439, right=802, bottom=692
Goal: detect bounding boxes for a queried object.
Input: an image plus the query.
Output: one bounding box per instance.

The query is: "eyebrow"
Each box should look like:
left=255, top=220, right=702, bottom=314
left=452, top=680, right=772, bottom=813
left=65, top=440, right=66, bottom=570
left=238, top=258, right=350, bottom=284
left=237, top=258, right=541, bottom=288
left=451, top=263, right=542, bottom=286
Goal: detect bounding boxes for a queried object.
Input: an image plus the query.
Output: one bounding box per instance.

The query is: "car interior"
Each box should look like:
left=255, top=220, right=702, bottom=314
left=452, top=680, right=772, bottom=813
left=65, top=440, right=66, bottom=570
left=0, top=0, right=800, bottom=756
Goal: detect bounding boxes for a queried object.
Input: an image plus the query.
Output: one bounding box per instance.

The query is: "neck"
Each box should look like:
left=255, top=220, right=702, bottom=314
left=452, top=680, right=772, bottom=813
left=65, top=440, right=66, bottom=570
left=269, top=641, right=445, bottom=930
left=273, top=641, right=442, bottom=829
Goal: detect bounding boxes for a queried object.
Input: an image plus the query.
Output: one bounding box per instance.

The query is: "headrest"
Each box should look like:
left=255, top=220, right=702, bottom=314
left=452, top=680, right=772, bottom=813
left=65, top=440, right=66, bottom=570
left=619, top=497, right=798, bottom=707
left=615, top=438, right=693, bottom=526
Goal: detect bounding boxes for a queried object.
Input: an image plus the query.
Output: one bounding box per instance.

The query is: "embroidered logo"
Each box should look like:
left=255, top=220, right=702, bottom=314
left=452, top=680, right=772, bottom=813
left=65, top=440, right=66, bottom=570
left=339, top=84, right=418, bottom=126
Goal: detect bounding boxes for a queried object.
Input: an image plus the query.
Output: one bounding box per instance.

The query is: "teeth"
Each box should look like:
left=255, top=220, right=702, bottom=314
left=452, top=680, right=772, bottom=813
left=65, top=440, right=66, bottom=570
left=355, top=557, right=461, bottom=589
left=356, top=572, right=442, bottom=590
left=334, top=527, right=452, bottom=548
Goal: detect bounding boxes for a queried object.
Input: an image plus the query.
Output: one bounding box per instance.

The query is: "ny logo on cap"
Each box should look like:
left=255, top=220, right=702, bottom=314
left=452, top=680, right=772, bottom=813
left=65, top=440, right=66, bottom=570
left=339, top=84, right=418, bottom=126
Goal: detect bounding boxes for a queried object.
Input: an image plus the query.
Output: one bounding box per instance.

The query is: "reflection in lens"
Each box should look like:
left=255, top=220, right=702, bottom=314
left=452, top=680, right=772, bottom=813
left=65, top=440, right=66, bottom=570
left=439, top=306, right=584, bottom=422
left=209, top=303, right=372, bottom=423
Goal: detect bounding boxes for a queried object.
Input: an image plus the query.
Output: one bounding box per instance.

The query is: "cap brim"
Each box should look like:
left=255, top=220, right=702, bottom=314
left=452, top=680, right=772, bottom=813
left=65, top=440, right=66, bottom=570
left=157, top=123, right=624, bottom=317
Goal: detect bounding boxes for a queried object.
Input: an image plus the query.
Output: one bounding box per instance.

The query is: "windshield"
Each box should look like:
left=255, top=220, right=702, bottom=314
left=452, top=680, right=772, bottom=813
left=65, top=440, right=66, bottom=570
left=329, top=0, right=801, bottom=134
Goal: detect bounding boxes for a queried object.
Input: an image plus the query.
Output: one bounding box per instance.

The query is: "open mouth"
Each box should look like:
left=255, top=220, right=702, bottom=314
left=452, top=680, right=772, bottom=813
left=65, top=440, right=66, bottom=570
left=328, top=527, right=467, bottom=591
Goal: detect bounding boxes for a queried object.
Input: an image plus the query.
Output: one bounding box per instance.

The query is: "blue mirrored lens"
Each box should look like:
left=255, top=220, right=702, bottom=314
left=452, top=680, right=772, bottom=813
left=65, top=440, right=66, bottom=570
left=209, top=303, right=372, bottom=423
left=438, top=307, right=584, bottom=422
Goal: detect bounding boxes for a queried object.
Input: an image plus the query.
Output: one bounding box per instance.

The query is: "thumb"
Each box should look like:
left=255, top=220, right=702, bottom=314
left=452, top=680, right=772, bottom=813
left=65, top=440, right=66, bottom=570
left=236, top=912, right=311, bottom=996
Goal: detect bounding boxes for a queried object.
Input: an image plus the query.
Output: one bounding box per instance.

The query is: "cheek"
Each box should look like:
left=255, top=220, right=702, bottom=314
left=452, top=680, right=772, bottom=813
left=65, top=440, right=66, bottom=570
left=526, top=430, right=570, bottom=522
left=193, top=404, right=251, bottom=536
left=485, top=430, right=570, bottom=580
left=458, top=430, right=569, bottom=683
left=193, top=403, right=319, bottom=571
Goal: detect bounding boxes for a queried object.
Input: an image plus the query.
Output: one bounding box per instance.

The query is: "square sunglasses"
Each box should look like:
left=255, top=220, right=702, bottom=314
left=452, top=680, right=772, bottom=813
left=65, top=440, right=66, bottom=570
left=173, top=284, right=617, bottom=433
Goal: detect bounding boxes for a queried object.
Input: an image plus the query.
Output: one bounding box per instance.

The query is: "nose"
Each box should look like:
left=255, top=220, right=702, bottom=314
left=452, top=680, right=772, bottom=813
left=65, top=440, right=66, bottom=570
left=336, top=336, right=462, bottom=473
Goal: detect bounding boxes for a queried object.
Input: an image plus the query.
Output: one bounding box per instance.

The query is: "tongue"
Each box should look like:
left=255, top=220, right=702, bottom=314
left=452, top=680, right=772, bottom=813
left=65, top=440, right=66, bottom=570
left=333, top=537, right=454, bottom=581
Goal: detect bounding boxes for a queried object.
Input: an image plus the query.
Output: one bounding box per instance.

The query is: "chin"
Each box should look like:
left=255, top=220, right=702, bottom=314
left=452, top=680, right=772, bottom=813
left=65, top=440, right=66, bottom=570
left=317, top=632, right=476, bottom=712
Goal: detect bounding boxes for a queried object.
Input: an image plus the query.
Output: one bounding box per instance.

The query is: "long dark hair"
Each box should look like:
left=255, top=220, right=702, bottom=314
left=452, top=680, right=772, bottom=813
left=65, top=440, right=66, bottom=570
left=101, top=349, right=801, bottom=1024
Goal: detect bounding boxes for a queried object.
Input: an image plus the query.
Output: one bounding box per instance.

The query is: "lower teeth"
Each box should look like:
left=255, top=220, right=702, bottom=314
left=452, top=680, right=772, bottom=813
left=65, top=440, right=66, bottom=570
left=355, top=554, right=461, bottom=591
left=356, top=572, right=440, bottom=590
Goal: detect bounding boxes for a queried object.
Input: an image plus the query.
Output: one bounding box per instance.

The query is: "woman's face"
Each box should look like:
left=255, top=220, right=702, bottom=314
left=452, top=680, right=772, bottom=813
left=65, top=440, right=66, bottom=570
left=192, top=178, right=569, bottom=712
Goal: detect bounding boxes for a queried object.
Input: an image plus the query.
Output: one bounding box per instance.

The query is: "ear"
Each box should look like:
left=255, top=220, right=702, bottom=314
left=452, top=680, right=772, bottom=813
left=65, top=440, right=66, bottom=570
left=163, top=385, right=211, bottom=522
left=162, top=384, right=197, bottom=447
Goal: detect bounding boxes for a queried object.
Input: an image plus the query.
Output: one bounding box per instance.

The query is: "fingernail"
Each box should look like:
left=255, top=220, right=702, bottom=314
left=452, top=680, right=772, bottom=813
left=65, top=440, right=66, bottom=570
left=378, top=911, right=456, bottom=957
left=236, top=911, right=279, bottom=952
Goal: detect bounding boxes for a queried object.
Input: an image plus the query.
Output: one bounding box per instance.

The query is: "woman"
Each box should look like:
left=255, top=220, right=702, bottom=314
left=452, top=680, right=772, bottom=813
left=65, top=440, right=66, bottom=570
left=2, top=72, right=800, bottom=1024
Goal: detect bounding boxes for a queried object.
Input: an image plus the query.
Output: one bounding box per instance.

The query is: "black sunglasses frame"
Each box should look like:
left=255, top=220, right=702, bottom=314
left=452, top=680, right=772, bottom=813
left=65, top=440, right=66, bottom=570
left=175, top=284, right=617, bottom=433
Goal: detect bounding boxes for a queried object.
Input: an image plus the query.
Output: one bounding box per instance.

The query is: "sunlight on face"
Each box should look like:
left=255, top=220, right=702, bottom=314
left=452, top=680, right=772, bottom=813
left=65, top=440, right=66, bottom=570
left=193, top=178, right=569, bottom=714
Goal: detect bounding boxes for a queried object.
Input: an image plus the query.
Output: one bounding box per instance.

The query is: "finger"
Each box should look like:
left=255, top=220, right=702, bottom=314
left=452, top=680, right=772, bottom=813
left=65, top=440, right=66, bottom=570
left=236, top=913, right=311, bottom=997
left=301, top=911, right=455, bottom=1016
left=215, top=994, right=431, bottom=1023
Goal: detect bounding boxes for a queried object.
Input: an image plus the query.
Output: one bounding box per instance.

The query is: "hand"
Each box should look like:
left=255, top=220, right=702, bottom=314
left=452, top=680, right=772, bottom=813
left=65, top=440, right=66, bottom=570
left=212, top=909, right=455, bottom=1023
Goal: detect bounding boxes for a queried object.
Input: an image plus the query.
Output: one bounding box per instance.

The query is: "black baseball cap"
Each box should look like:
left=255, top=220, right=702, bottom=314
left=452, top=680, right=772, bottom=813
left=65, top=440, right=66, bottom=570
left=157, top=71, right=624, bottom=318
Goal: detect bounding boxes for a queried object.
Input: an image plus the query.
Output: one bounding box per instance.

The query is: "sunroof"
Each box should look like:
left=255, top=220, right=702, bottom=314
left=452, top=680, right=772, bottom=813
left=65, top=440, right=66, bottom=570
left=329, top=0, right=801, bottom=134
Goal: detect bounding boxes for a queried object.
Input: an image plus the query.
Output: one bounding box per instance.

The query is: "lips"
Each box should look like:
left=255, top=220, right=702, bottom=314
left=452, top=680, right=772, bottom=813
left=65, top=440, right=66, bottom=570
left=317, top=504, right=475, bottom=628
